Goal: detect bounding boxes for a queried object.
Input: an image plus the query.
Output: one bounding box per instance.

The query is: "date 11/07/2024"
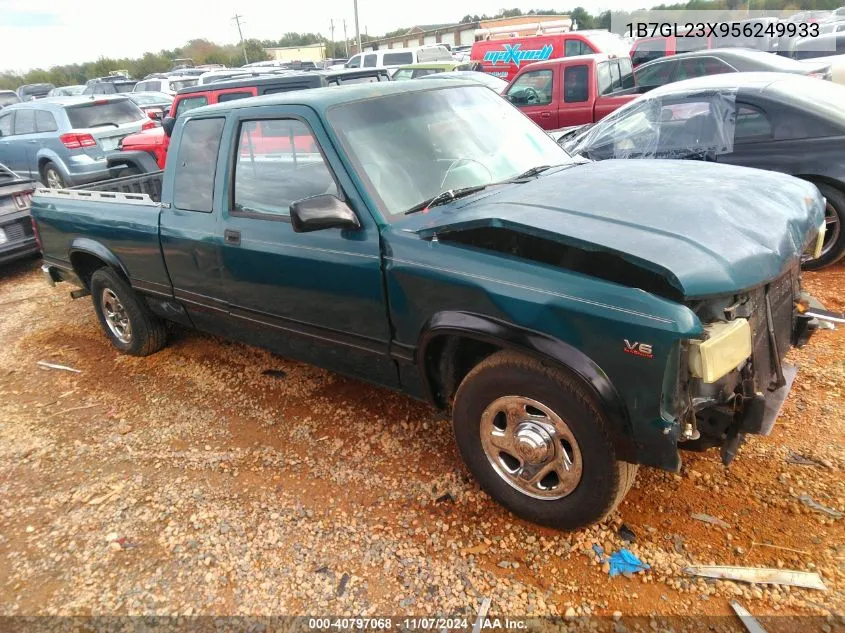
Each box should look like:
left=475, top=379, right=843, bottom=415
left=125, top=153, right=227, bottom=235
left=626, top=21, right=820, bottom=39
left=307, top=618, right=528, bottom=631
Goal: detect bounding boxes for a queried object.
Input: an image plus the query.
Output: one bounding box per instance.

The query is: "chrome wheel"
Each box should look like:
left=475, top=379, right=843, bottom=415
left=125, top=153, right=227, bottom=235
left=45, top=167, right=63, bottom=189
left=100, top=289, right=132, bottom=344
left=480, top=396, right=583, bottom=500
left=822, top=202, right=841, bottom=259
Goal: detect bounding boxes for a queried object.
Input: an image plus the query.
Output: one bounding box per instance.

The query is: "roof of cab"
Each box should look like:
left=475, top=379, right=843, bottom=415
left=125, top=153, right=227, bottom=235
left=185, top=78, right=481, bottom=116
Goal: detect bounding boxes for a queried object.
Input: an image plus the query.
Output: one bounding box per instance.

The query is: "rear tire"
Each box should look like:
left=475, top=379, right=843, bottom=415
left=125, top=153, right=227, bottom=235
left=452, top=350, right=637, bottom=530
left=41, top=162, right=65, bottom=189
left=90, top=268, right=166, bottom=356
left=803, top=183, right=845, bottom=270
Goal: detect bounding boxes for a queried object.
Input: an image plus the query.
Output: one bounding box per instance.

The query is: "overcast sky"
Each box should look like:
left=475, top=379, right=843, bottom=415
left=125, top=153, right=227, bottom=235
left=1, top=0, right=655, bottom=72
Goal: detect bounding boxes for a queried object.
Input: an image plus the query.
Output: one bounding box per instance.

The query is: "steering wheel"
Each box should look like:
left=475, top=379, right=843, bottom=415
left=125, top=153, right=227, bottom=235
left=522, top=87, right=541, bottom=104
left=439, top=157, right=493, bottom=190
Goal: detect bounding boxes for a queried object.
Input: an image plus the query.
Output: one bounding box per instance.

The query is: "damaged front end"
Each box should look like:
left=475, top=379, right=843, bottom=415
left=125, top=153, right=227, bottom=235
left=671, top=264, right=839, bottom=465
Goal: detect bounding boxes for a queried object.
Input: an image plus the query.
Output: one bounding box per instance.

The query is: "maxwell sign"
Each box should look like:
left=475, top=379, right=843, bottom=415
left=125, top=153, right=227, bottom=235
left=483, top=43, right=554, bottom=67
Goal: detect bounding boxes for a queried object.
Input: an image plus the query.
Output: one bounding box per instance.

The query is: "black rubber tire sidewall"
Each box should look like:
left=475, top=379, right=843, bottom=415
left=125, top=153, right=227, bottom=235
left=453, top=353, right=624, bottom=530
left=90, top=268, right=166, bottom=356
left=41, top=162, right=64, bottom=189
left=803, top=183, right=845, bottom=270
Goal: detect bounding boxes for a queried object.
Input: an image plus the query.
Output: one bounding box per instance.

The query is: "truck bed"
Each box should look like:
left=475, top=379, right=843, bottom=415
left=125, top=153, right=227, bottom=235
left=32, top=170, right=171, bottom=292
left=71, top=171, right=164, bottom=202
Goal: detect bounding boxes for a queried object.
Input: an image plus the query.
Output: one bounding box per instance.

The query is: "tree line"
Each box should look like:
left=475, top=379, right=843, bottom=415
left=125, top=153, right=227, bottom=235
left=1, top=0, right=840, bottom=90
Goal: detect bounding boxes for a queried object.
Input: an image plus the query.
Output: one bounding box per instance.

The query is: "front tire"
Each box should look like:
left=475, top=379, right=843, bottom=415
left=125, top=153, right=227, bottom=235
left=41, top=162, right=65, bottom=189
left=452, top=351, right=636, bottom=530
left=804, top=183, right=845, bottom=270
left=90, top=268, right=166, bottom=356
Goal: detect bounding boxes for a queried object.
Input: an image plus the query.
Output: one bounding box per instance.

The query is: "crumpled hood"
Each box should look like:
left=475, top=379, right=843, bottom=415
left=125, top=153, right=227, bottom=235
left=405, top=160, right=825, bottom=298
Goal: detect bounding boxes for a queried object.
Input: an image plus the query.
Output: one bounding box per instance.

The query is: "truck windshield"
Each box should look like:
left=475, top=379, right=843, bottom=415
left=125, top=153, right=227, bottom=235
left=327, top=85, right=571, bottom=218
left=65, top=99, right=144, bottom=129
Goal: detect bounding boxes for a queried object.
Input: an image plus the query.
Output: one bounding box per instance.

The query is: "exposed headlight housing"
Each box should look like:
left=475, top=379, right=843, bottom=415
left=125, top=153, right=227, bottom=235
left=688, top=319, right=752, bottom=383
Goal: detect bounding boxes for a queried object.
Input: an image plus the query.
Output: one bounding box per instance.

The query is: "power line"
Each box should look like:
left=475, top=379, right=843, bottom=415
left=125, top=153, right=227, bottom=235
left=232, top=14, right=249, bottom=65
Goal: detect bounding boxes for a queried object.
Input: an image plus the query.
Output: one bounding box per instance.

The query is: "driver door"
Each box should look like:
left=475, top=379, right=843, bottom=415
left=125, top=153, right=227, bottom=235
left=217, top=107, right=397, bottom=386
left=506, top=68, right=559, bottom=129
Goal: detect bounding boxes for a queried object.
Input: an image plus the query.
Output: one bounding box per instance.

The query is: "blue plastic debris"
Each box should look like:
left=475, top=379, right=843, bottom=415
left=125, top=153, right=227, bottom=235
left=593, top=544, right=650, bottom=577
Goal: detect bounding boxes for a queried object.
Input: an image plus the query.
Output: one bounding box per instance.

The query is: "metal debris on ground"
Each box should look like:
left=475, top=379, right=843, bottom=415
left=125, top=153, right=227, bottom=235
left=593, top=545, right=650, bottom=577
left=730, top=600, right=769, bottom=633
left=786, top=450, right=827, bottom=467
left=797, top=494, right=843, bottom=519
left=749, top=541, right=809, bottom=556
left=683, top=566, right=827, bottom=590
left=691, top=512, right=731, bottom=529
left=435, top=492, right=455, bottom=504
left=617, top=524, right=636, bottom=543
left=472, top=597, right=492, bottom=633
left=36, top=361, right=82, bottom=374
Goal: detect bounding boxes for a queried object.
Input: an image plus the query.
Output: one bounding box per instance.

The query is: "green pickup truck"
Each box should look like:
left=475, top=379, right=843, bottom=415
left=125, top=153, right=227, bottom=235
left=32, top=80, right=833, bottom=530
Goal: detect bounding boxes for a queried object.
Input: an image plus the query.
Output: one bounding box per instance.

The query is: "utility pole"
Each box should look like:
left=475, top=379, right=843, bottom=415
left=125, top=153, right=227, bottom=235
left=232, top=14, right=249, bottom=65
left=329, top=19, right=335, bottom=58
left=343, top=19, right=349, bottom=57
left=353, top=0, right=362, bottom=54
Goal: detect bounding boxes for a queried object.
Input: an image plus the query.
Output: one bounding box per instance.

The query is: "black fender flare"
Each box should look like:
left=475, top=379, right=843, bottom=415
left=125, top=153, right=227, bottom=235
left=417, top=311, right=637, bottom=463
left=106, top=150, right=159, bottom=175
left=68, top=238, right=130, bottom=285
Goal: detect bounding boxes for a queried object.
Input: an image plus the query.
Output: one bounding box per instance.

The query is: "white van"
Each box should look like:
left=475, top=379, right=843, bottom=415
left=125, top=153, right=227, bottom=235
left=345, top=45, right=453, bottom=69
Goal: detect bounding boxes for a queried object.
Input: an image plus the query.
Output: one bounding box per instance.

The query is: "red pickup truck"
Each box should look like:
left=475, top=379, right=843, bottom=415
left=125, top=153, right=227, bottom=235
left=503, top=54, right=639, bottom=130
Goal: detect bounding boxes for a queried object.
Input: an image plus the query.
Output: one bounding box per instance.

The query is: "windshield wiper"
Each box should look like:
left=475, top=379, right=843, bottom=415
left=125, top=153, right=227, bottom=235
left=507, top=165, right=553, bottom=181
left=404, top=185, right=488, bottom=215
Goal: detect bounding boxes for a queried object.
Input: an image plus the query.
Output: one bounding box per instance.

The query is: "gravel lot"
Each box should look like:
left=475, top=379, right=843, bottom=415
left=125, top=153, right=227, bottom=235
left=0, top=257, right=842, bottom=630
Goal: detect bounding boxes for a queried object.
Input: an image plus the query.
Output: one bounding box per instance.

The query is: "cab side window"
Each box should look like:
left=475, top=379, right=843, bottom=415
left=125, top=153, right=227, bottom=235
left=173, top=117, right=225, bottom=212
left=233, top=119, right=338, bottom=218
left=508, top=70, right=553, bottom=105
left=346, top=55, right=361, bottom=68
left=563, top=65, right=589, bottom=103
left=363, top=54, right=377, bottom=67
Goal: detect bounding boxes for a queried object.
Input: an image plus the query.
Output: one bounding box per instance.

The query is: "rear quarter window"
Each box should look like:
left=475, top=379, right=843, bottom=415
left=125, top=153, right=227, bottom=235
left=35, top=110, right=58, bottom=132
left=65, top=99, right=144, bottom=128
left=173, top=117, right=225, bottom=213
left=383, top=52, right=413, bottom=65
left=217, top=91, right=253, bottom=103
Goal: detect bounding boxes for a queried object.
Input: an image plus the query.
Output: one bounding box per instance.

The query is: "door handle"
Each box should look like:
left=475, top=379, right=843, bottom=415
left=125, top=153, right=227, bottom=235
left=224, top=229, right=241, bottom=245
left=540, top=112, right=552, bottom=118
left=27, top=140, right=38, bottom=144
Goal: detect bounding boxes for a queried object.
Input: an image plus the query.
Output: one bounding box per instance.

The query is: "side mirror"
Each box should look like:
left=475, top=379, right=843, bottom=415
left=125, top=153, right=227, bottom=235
left=148, top=110, right=160, bottom=120
left=161, top=116, right=176, bottom=137
left=290, top=194, right=361, bottom=233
